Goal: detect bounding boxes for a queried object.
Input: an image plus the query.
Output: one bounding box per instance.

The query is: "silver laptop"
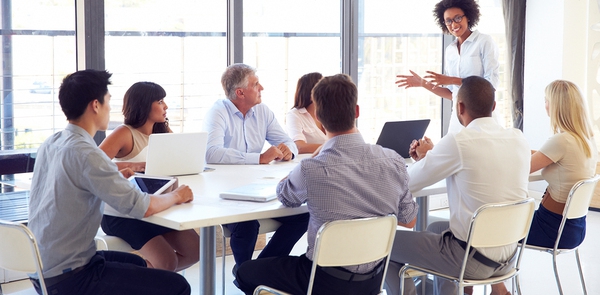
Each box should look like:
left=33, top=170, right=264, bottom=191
left=145, top=132, right=208, bottom=176
left=219, top=183, right=278, bottom=202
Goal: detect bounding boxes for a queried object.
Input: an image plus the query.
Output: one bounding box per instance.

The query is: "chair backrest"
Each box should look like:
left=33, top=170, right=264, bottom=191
left=0, top=219, right=48, bottom=294
left=468, top=198, right=536, bottom=249
left=563, top=174, right=600, bottom=219
left=308, top=215, right=397, bottom=294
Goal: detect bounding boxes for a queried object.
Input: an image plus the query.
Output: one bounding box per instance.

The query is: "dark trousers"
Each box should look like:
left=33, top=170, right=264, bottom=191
left=526, top=204, right=586, bottom=249
left=236, top=254, right=383, bottom=295
left=31, top=251, right=190, bottom=295
left=224, top=212, right=309, bottom=266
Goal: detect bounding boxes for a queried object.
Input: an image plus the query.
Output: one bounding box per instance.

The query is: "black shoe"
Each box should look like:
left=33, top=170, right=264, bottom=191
left=232, top=264, right=238, bottom=277
left=232, top=264, right=240, bottom=288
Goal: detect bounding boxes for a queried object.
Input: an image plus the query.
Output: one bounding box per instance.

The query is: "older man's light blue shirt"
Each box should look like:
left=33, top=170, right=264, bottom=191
left=203, top=99, right=297, bottom=164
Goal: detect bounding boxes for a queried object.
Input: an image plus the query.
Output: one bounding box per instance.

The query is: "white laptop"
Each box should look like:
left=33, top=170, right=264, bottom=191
left=145, top=132, right=208, bottom=176
left=219, top=183, right=278, bottom=202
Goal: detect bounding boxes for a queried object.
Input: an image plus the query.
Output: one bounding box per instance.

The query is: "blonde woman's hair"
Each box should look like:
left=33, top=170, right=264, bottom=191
left=545, top=80, right=594, bottom=157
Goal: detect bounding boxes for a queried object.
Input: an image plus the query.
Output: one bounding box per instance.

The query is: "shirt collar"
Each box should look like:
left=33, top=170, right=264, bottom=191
left=65, top=123, right=98, bottom=146
left=463, top=29, right=479, bottom=44
left=224, top=98, right=255, bottom=118
left=321, top=132, right=365, bottom=151
left=465, top=116, right=497, bottom=129
left=451, top=29, right=479, bottom=46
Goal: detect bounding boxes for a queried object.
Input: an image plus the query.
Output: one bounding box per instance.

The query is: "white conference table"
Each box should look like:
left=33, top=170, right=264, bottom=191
left=139, top=156, right=544, bottom=295
left=141, top=157, right=308, bottom=295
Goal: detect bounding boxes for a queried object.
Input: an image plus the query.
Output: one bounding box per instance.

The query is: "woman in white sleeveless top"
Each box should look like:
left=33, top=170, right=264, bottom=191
left=285, top=72, right=327, bottom=153
left=99, top=82, right=199, bottom=272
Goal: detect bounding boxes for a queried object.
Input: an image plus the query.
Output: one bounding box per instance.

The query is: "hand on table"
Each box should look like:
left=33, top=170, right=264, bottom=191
left=260, top=145, right=284, bottom=164
left=277, top=143, right=294, bottom=161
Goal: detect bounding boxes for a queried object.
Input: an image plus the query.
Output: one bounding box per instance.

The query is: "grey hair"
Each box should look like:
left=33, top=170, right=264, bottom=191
left=221, top=63, right=256, bottom=101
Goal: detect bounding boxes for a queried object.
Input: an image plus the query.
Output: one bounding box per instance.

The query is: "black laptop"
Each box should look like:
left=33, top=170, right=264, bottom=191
left=375, top=119, right=431, bottom=158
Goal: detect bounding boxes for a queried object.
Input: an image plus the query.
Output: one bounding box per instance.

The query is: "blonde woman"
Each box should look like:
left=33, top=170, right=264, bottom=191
left=492, top=80, right=597, bottom=295
left=528, top=80, right=597, bottom=247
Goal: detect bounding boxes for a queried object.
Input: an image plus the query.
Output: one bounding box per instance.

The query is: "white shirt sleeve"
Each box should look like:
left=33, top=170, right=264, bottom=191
left=408, top=134, right=462, bottom=192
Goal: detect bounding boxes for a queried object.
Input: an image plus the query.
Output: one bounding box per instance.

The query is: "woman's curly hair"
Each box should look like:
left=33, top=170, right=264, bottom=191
left=433, top=0, right=481, bottom=34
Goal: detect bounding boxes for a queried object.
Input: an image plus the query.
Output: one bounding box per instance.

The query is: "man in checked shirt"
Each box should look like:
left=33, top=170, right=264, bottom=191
left=235, top=74, right=419, bottom=295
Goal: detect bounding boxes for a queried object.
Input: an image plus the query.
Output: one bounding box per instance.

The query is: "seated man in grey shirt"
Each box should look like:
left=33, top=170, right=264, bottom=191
left=28, top=69, right=194, bottom=295
left=235, top=74, right=418, bottom=295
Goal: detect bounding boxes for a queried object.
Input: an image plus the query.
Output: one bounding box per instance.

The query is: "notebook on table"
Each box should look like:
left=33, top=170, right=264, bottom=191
left=375, top=119, right=430, bottom=159
left=219, top=183, right=278, bottom=202
left=145, top=132, right=208, bottom=176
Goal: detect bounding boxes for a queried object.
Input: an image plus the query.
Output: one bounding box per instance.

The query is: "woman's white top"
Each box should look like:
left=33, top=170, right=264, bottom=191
left=444, top=30, right=499, bottom=133
left=285, top=107, right=327, bottom=144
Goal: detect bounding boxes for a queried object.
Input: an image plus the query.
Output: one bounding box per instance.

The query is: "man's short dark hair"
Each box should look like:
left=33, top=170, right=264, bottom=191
left=457, top=76, right=495, bottom=119
left=311, top=74, right=357, bottom=133
left=58, top=69, right=112, bottom=120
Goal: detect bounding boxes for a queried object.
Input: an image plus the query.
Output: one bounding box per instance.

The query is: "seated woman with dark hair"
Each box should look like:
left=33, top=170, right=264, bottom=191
left=286, top=72, right=326, bottom=153
left=99, top=81, right=199, bottom=272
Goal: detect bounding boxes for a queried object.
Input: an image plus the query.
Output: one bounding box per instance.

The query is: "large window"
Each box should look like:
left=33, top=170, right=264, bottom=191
left=0, top=0, right=510, bottom=153
left=358, top=0, right=443, bottom=143
left=242, top=0, right=341, bottom=128
left=358, top=0, right=510, bottom=144
left=0, top=0, right=75, bottom=150
left=104, top=0, right=227, bottom=133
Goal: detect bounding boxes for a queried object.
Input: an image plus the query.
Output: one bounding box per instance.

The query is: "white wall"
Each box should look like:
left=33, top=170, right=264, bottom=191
left=523, top=0, right=592, bottom=149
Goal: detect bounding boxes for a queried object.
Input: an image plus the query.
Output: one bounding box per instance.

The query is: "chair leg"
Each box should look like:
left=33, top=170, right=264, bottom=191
left=514, top=275, right=521, bottom=295
left=222, top=235, right=226, bottom=295
left=552, top=253, right=564, bottom=295
left=574, top=249, right=588, bottom=295
left=399, top=270, right=405, bottom=295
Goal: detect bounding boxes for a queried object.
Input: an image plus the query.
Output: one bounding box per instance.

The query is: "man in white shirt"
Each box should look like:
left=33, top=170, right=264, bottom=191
left=384, top=76, right=530, bottom=295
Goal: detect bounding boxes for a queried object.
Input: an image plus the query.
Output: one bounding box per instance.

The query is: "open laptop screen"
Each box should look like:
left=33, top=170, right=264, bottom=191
left=375, top=119, right=430, bottom=158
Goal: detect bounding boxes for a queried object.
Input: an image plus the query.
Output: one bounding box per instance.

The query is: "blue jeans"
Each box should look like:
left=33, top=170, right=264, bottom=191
left=224, top=213, right=309, bottom=266
left=31, top=251, right=190, bottom=295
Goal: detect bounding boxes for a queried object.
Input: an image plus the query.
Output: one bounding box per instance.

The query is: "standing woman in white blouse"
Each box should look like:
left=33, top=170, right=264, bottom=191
left=286, top=72, right=327, bottom=153
left=396, top=0, right=499, bottom=134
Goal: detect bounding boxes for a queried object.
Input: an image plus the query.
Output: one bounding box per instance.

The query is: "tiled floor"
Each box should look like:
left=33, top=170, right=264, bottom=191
left=3, top=201, right=600, bottom=295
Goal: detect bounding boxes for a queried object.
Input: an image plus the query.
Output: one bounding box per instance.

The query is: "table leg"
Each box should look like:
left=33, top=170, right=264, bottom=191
left=415, top=195, right=429, bottom=295
left=415, top=195, right=429, bottom=232
left=199, top=226, right=216, bottom=295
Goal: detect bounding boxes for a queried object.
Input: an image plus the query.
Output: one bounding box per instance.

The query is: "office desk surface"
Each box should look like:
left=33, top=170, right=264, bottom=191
left=142, top=159, right=309, bottom=230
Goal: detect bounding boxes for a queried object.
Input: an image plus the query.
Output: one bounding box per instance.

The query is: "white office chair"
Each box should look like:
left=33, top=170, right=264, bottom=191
left=519, top=174, right=600, bottom=295
left=0, top=219, right=48, bottom=295
left=94, top=227, right=135, bottom=252
left=221, top=218, right=282, bottom=295
left=253, top=215, right=398, bottom=295
left=399, top=198, right=536, bottom=295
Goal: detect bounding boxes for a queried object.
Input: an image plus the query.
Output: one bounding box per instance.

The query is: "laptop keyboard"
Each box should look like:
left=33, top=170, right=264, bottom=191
left=0, top=190, right=29, bottom=223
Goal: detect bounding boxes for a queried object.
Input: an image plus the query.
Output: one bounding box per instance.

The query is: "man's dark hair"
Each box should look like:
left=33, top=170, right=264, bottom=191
left=58, top=69, right=112, bottom=120
left=457, top=76, right=495, bottom=119
left=311, top=74, right=357, bottom=133
left=433, top=0, right=481, bottom=34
